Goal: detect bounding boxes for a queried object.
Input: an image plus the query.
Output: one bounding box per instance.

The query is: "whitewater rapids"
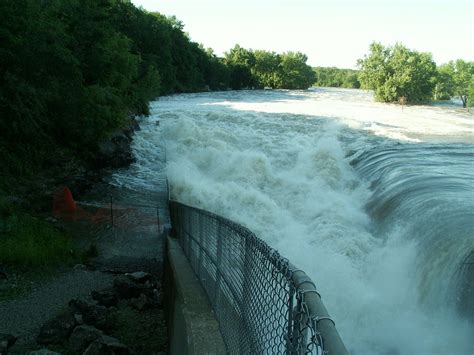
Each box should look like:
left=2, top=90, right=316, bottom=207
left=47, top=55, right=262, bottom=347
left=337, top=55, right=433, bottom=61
left=112, top=88, right=474, bottom=354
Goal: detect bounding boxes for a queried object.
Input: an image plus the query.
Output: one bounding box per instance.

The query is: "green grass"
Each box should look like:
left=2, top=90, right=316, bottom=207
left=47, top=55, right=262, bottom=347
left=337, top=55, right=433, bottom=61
left=0, top=213, right=76, bottom=268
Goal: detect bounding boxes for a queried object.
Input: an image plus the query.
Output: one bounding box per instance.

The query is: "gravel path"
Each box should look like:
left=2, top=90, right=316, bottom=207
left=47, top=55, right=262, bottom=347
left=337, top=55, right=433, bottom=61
left=0, top=269, right=114, bottom=347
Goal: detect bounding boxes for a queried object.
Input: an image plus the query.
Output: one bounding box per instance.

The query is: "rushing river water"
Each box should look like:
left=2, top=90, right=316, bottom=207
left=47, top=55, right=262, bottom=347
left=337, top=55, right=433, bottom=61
left=112, top=88, right=474, bottom=354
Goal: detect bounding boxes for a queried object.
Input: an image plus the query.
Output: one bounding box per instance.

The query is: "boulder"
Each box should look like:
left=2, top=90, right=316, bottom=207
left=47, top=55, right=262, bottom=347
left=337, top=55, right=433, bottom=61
left=113, top=276, right=141, bottom=299
left=0, top=333, right=17, bottom=352
left=129, top=294, right=150, bottom=311
left=125, top=271, right=150, bottom=283
left=82, top=306, right=113, bottom=332
left=91, top=290, right=118, bottom=308
left=69, top=325, right=104, bottom=353
left=73, top=264, right=88, bottom=271
left=37, top=312, right=76, bottom=344
left=83, top=335, right=131, bottom=355
left=68, top=299, right=114, bottom=332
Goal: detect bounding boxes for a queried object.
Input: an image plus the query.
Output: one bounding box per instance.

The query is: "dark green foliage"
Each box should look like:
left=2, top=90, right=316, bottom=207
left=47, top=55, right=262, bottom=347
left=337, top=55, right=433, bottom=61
left=432, top=60, right=473, bottom=105
left=225, top=45, right=258, bottom=89
left=279, top=52, right=315, bottom=90
left=313, top=67, right=360, bottom=88
left=358, top=42, right=437, bottom=103
left=433, top=63, right=455, bottom=100
left=468, top=77, right=474, bottom=108
left=0, top=0, right=316, bottom=193
left=448, top=59, right=474, bottom=107
left=225, top=45, right=315, bottom=90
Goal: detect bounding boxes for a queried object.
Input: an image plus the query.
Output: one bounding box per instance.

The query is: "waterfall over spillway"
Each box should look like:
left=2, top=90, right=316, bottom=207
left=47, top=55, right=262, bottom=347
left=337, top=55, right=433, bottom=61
left=112, top=88, right=474, bottom=354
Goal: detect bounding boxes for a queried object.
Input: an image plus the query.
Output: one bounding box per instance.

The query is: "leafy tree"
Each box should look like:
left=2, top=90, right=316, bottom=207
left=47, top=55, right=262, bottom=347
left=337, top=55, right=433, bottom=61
left=434, top=60, right=474, bottom=106
left=313, top=67, right=360, bottom=88
left=358, top=42, right=437, bottom=103
left=468, top=77, right=474, bottom=108
left=433, top=63, right=455, bottom=100
left=450, top=59, right=474, bottom=107
left=279, top=52, right=315, bottom=90
left=252, top=50, right=282, bottom=88
left=224, top=44, right=257, bottom=89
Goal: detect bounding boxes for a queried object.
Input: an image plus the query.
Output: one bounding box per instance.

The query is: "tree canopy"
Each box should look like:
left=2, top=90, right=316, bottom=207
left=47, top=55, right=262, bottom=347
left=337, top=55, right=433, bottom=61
left=0, top=0, right=316, bottom=185
left=224, top=45, right=315, bottom=90
left=313, top=67, right=360, bottom=88
left=357, top=42, right=437, bottom=103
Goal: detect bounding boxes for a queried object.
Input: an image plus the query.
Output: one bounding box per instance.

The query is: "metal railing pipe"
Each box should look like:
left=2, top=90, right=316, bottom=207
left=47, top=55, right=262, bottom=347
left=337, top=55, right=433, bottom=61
left=289, top=263, right=348, bottom=355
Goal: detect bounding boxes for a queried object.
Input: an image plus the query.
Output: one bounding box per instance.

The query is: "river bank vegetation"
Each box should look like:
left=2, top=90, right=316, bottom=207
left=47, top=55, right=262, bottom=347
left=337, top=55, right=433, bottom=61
left=0, top=0, right=314, bottom=268
left=0, top=1, right=314, bottom=190
left=313, top=67, right=361, bottom=89
left=357, top=42, right=474, bottom=106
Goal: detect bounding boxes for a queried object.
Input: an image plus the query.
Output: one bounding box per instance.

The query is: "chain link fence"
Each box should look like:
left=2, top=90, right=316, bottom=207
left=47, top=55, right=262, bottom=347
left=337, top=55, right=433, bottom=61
left=169, top=200, right=347, bottom=354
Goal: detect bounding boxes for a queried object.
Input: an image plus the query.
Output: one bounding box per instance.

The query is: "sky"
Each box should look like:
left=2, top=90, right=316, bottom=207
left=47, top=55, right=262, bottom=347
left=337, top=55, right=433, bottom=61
left=131, top=0, right=473, bottom=69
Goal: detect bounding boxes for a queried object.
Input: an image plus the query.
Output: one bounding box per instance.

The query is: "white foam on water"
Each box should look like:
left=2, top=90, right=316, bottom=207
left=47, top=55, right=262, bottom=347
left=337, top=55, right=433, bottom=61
left=115, top=88, right=474, bottom=354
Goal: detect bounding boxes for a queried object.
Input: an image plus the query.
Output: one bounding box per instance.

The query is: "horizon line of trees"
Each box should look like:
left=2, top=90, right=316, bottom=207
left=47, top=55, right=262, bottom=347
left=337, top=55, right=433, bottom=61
left=313, top=67, right=360, bottom=89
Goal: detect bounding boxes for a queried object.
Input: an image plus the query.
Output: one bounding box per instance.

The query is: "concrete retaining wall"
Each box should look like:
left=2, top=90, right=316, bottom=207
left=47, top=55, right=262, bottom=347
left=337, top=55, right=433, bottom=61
left=164, top=236, right=227, bottom=354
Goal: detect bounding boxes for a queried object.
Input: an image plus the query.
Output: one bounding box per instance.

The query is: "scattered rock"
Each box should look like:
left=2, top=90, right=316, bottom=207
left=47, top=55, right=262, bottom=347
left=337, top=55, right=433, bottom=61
left=85, top=306, right=112, bottom=332
left=113, top=276, right=141, bottom=299
left=125, top=271, right=150, bottom=283
left=28, top=349, right=62, bottom=355
left=37, top=312, right=77, bottom=345
left=68, top=299, right=116, bottom=333
left=83, top=335, right=131, bottom=355
left=91, top=290, right=118, bottom=308
left=129, top=294, right=150, bottom=311
left=73, top=264, right=88, bottom=271
left=69, top=325, right=104, bottom=353
left=0, top=333, right=17, bottom=352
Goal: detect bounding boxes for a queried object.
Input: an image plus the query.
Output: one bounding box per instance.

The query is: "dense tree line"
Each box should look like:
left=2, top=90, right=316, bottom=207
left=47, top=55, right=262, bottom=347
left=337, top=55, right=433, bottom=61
left=224, top=45, right=315, bottom=90
left=313, top=67, right=360, bottom=88
left=0, top=0, right=315, bottom=183
left=358, top=42, right=474, bottom=106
